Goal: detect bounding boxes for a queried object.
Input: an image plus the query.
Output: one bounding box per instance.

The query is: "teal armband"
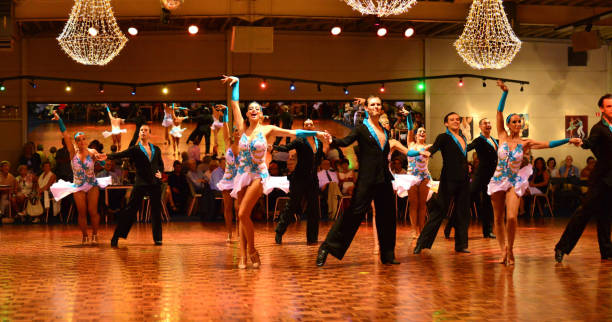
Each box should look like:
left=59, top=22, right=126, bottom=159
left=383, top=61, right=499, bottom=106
left=406, top=112, right=414, bottom=131
left=106, top=106, right=111, bottom=113
left=497, top=91, right=508, bottom=112
left=58, top=118, right=66, bottom=133
left=549, top=138, right=569, bottom=148
left=296, top=130, right=317, bottom=138
left=407, top=150, right=420, bottom=157
left=222, top=106, right=229, bottom=123
left=231, top=80, right=239, bottom=101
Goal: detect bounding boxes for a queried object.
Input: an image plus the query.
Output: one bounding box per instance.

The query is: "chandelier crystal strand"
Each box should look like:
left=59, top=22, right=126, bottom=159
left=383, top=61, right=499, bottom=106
left=454, top=0, right=521, bottom=69
left=342, top=0, right=418, bottom=17
left=57, top=0, right=128, bottom=66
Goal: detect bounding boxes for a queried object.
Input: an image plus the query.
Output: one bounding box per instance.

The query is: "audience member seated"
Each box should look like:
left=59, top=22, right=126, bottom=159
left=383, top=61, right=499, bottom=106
left=267, top=161, right=288, bottom=215
left=318, top=159, right=341, bottom=219
left=97, top=160, right=125, bottom=217
left=37, top=161, right=57, bottom=221
left=390, top=157, right=406, bottom=175
left=580, top=156, right=596, bottom=180
left=529, top=157, right=550, bottom=195
left=185, top=159, right=213, bottom=219
left=19, top=142, right=42, bottom=174
left=15, top=165, right=35, bottom=218
left=337, top=159, right=356, bottom=196
left=0, top=161, right=18, bottom=222
left=558, top=155, right=579, bottom=179
left=547, top=157, right=559, bottom=178
left=188, top=138, right=201, bottom=162
left=168, top=161, right=189, bottom=214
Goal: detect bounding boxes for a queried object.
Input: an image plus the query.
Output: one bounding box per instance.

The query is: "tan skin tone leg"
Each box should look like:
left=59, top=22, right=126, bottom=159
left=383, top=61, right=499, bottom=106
left=407, top=185, right=419, bottom=236
left=491, top=191, right=507, bottom=264
left=417, top=179, right=430, bottom=233
left=222, top=190, right=233, bottom=239
left=237, top=179, right=263, bottom=264
left=505, top=187, right=520, bottom=265
left=86, top=186, right=100, bottom=235
left=73, top=191, right=89, bottom=237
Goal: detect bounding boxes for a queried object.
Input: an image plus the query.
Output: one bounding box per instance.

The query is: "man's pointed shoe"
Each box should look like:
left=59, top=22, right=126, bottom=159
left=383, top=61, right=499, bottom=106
left=316, top=246, right=329, bottom=267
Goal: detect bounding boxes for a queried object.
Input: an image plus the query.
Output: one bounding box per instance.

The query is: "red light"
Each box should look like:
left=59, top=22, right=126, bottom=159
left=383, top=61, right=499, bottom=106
left=380, top=85, right=386, bottom=93
left=260, top=81, right=267, bottom=89
left=458, top=80, right=464, bottom=87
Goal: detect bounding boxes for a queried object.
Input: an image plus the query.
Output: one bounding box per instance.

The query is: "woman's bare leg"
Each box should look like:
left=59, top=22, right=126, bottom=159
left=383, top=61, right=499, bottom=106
left=407, top=185, right=419, bottom=237
left=491, top=191, right=508, bottom=264
left=417, top=180, right=430, bottom=233
left=222, top=190, right=233, bottom=240
left=505, top=188, right=521, bottom=265
left=237, top=179, right=263, bottom=267
left=73, top=191, right=88, bottom=237
left=86, top=187, right=100, bottom=236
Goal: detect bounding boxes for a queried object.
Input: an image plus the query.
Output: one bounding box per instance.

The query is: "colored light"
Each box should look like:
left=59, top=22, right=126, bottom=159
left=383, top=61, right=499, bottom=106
left=188, top=25, right=199, bottom=35
left=417, top=82, right=425, bottom=91
left=404, top=27, right=415, bottom=38
left=196, top=82, right=201, bottom=91
left=458, top=78, right=464, bottom=87
left=290, top=82, right=296, bottom=91
left=377, top=27, right=387, bottom=37
left=99, top=83, right=104, bottom=93
left=162, top=86, right=169, bottom=94
left=131, top=87, right=136, bottom=95
left=65, top=82, right=72, bottom=92
left=128, top=27, right=138, bottom=36
left=0, top=83, right=5, bottom=91
left=260, top=80, right=267, bottom=89
left=343, top=87, right=349, bottom=95
left=331, top=26, right=342, bottom=36
left=380, top=83, right=385, bottom=93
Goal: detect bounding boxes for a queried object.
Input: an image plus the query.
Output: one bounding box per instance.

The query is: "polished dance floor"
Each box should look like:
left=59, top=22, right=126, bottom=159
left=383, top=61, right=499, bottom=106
left=0, top=219, right=610, bottom=320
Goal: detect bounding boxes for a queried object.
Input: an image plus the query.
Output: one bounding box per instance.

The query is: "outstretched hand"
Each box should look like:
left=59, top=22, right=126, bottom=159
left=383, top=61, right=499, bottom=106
left=569, top=138, right=582, bottom=146
left=497, top=79, right=508, bottom=92
left=317, top=131, right=333, bottom=144
left=221, top=75, right=238, bottom=86
left=155, top=170, right=162, bottom=179
left=353, top=98, right=365, bottom=106
left=52, top=111, right=60, bottom=121
left=215, top=104, right=228, bottom=111
left=397, top=106, right=410, bottom=116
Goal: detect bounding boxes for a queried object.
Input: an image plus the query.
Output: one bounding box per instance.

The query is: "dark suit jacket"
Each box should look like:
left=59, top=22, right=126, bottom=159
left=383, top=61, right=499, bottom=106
left=467, top=135, right=499, bottom=181
left=280, top=111, right=293, bottom=129
left=274, top=137, right=324, bottom=184
left=192, top=113, right=213, bottom=133
left=108, top=143, right=164, bottom=186
left=582, top=120, right=612, bottom=186
left=429, top=131, right=469, bottom=182
left=332, top=124, right=392, bottom=185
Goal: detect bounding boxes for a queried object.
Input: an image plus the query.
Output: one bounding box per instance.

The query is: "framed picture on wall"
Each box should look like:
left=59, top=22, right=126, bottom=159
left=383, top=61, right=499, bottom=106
left=565, top=115, right=588, bottom=139
left=459, top=116, right=474, bottom=142
left=519, top=113, right=529, bottom=138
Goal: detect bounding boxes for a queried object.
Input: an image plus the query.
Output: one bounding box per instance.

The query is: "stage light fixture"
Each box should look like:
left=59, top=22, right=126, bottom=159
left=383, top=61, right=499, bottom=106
left=128, top=27, right=138, bottom=36
left=377, top=27, right=388, bottom=37
left=317, top=84, right=322, bottom=92
left=458, top=78, right=464, bottom=87
left=188, top=25, right=199, bottom=35
left=416, top=81, right=425, bottom=91
left=482, top=79, right=487, bottom=87
left=196, top=81, right=201, bottom=91
left=331, top=26, right=342, bottom=36
left=290, top=82, right=296, bottom=91
left=404, top=27, right=415, bottom=38
left=379, top=83, right=385, bottom=93
left=520, top=84, right=524, bottom=92
left=260, top=79, right=268, bottom=89
left=98, top=83, right=104, bottom=93
left=162, top=85, right=169, bottom=94
left=131, top=86, right=136, bottom=95
left=343, top=87, right=349, bottom=95
left=586, top=24, right=593, bottom=32
left=65, top=82, right=72, bottom=92
left=0, top=81, right=5, bottom=91
left=28, top=80, right=37, bottom=88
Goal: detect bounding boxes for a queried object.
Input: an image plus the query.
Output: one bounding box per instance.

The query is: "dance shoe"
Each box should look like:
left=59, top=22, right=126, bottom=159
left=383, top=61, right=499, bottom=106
left=154, top=240, right=163, bottom=246
left=307, top=240, right=318, bottom=246
left=484, top=233, right=496, bottom=239
left=110, top=236, right=118, bottom=247
left=82, top=235, right=89, bottom=245
left=238, top=257, right=247, bottom=269
left=91, top=235, right=98, bottom=245
left=455, top=248, right=471, bottom=253
left=413, top=243, right=423, bottom=254
left=554, top=248, right=565, bottom=263
left=382, top=259, right=400, bottom=265
left=316, top=246, right=329, bottom=267
left=275, top=232, right=282, bottom=245
left=249, top=250, right=261, bottom=268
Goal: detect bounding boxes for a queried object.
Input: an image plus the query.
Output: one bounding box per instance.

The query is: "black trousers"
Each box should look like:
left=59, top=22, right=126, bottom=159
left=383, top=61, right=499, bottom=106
left=418, top=179, right=470, bottom=251
left=556, top=182, right=612, bottom=258
left=187, top=129, right=211, bottom=154
left=322, top=180, right=396, bottom=262
left=275, top=179, right=319, bottom=243
left=113, top=184, right=162, bottom=242
left=471, top=174, right=494, bottom=236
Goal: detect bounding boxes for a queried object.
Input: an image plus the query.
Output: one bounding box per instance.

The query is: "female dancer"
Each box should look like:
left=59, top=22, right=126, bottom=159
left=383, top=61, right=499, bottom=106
left=49, top=111, right=111, bottom=244
left=211, top=105, right=225, bottom=157
left=102, top=106, right=127, bottom=150
left=215, top=105, right=240, bottom=242
left=489, top=80, right=580, bottom=265
left=222, top=75, right=330, bottom=269
left=162, top=103, right=175, bottom=145
left=169, top=108, right=189, bottom=157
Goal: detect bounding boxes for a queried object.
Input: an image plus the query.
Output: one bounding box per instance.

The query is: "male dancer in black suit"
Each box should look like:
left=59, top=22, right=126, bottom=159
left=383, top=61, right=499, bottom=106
left=108, top=124, right=165, bottom=246
left=555, top=94, right=612, bottom=262
left=186, top=107, right=213, bottom=154
left=317, top=96, right=400, bottom=266
left=274, top=119, right=325, bottom=245
left=467, top=118, right=498, bottom=238
left=414, top=112, right=471, bottom=254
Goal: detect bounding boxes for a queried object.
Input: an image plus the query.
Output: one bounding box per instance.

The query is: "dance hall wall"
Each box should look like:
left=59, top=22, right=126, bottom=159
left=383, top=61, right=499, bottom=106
left=0, top=32, right=610, bottom=173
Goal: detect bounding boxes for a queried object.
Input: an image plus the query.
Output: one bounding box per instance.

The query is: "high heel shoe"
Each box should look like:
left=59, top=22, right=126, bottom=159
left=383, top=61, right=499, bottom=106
left=507, top=248, right=515, bottom=266
left=249, top=250, right=261, bottom=268
left=226, top=234, right=232, bottom=243
left=91, top=235, right=98, bottom=245
left=238, top=257, right=247, bottom=269
left=82, top=235, right=89, bottom=245
left=499, top=246, right=508, bottom=265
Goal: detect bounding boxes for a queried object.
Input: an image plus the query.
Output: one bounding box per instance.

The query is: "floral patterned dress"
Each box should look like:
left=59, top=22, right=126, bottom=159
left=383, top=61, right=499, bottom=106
left=216, top=147, right=239, bottom=191
left=487, top=142, right=533, bottom=197
left=50, top=154, right=111, bottom=201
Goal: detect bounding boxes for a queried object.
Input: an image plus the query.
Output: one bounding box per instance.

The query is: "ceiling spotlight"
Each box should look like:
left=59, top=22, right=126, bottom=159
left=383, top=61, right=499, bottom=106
left=377, top=27, right=388, bottom=37
left=260, top=79, right=268, bottom=90
left=196, top=81, right=201, bottom=91
left=0, top=81, right=5, bottom=92
left=416, top=81, right=425, bottom=92
left=188, top=25, right=199, bottom=35
left=98, top=83, right=104, bottom=93
left=482, top=79, right=487, bottom=88
left=458, top=78, right=464, bottom=87
left=88, top=27, right=98, bottom=37
left=404, top=27, right=415, bottom=38
left=331, top=26, right=342, bottom=36
left=28, top=80, right=37, bottom=89
left=128, top=27, right=138, bottom=36
left=131, top=86, right=136, bottom=95
left=162, top=85, right=169, bottom=94
left=65, top=82, right=72, bottom=92
left=343, top=87, right=349, bottom=95
left=317, top=83, right=322, bottom=92
left=520, top=84, right=524, bottom=92
left=379, top=83, right=386, bottom=93
left=289, top=82, right=296, bottom=91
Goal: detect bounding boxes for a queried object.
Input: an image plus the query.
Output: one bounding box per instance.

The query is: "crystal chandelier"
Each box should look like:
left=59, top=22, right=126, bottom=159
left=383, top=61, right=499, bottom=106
left=454, top=0, right=521, bottom=69
left=161, top=0, right=184, bottom=11
left=341, top=0, right=418, bottom=17
left=57, top=0, right=128, bottom=66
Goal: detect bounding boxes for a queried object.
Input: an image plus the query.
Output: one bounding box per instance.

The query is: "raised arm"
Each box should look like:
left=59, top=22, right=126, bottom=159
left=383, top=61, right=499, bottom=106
left=105, top=105, right=114, bottom=122
left=496, top=80, right=509, bottom=140
left=222, top=75, right=244, bottom=133
left=398, top=106, right=416, bottom=143
left=107, top=146, right=135, bottom=160
left=52, top=111, right=75, bottom=158
left=524, top=137, right=581, bottom=150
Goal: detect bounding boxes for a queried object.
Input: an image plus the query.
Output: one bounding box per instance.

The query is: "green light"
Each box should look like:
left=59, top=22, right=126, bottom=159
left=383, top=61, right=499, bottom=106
left=417, top=81, right=425, bottom=91
left=0, top=85, right=5, bottom=92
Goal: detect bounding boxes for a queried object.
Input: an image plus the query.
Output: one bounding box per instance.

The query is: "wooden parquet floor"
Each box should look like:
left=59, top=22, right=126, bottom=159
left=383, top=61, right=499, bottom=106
left=0, top=219, right=610, bottom=321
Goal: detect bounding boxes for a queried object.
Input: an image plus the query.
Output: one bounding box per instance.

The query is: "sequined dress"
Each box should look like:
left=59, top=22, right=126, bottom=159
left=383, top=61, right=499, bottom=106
left=487, top=142, right=533, bottom=197
left=50, top=154, right=111, bottom=201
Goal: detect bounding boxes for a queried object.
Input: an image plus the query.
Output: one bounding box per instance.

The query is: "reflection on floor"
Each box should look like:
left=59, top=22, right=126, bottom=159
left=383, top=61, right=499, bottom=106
left=0, top=219, right=609, bottom=320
